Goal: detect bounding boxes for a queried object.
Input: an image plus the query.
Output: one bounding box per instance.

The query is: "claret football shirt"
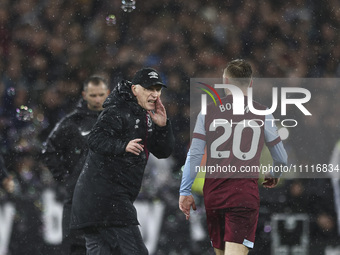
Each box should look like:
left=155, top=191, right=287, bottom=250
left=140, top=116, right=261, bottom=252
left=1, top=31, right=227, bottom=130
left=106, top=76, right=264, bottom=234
left=180, top=95, right=287, bottom=209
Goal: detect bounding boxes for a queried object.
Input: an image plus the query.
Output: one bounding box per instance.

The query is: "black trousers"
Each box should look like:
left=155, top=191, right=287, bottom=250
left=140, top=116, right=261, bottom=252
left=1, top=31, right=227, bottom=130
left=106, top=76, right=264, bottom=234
left=63, top=203, right=86, bottom=255
left=84, top=226, right=148, bottom=255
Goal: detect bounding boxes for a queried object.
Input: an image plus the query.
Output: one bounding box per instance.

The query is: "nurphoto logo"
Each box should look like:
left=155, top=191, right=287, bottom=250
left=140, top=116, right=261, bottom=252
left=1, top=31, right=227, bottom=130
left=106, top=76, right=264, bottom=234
left=200, top=84, right=311, bottom=116
left=198, top=83, right=312, bottom=128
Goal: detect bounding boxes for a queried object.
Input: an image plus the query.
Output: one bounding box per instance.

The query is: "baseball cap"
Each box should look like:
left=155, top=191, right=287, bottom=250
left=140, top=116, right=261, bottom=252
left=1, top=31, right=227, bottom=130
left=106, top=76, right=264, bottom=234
left=132, top=68, right=167, bottom=88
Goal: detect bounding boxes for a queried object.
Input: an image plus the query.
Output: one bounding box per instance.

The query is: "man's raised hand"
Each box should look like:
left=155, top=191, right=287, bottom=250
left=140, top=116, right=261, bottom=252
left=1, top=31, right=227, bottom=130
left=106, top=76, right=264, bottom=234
left=148, top=97, right=167, bottom=127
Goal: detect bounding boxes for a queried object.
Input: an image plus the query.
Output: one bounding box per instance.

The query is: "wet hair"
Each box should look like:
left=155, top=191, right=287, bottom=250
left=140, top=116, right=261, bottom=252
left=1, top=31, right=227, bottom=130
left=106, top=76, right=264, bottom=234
left=83, top=76, right=108, bottom=91
left=223, top=59, right=252, bottom=86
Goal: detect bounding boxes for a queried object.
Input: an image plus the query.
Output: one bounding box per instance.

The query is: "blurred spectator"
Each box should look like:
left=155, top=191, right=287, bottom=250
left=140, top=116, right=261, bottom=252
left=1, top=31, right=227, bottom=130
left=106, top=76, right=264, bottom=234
left=37, top=84, right=67, bottom=141
left=6, top=154, right=44, bottom=255
left=41, top=76, right=110, bottom=254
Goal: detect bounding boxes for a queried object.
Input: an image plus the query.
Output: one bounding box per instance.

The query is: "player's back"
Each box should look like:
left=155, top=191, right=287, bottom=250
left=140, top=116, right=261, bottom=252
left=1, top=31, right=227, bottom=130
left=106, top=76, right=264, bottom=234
left=202, top=95, right=267, bottom=210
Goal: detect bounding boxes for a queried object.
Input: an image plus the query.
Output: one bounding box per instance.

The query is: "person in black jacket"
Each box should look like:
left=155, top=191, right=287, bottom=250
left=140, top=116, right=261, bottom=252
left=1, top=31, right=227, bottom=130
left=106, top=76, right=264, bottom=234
left=42, top=76, right=110, bottom=255
left=70, top=68, right=175, bottom=255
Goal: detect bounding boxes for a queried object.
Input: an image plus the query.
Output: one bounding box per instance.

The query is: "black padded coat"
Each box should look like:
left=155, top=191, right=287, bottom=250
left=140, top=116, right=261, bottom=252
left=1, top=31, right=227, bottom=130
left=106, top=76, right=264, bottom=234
left=70, top=80, right=174, bottom=229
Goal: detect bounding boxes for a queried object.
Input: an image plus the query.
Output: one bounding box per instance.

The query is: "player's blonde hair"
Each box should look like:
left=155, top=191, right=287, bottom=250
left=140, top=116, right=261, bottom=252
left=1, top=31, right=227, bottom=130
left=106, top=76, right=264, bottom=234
left=223, top=59, right=252, bottom=87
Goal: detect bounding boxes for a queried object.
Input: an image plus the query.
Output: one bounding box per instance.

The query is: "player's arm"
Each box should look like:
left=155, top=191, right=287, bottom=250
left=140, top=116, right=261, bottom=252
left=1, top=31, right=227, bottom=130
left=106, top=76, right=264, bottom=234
left=263, top=114, right=288, bottom=188
left=179, top=138, right=205, bottom=220
left=179, top=112, right=206, bottom=220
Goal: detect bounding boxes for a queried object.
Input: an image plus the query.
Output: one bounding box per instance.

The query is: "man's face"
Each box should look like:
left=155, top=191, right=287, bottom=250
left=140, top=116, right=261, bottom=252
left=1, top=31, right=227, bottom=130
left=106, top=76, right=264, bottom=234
left=82, top=82, right=110, bottom=111
left=132, top=84, right=162, bottom=110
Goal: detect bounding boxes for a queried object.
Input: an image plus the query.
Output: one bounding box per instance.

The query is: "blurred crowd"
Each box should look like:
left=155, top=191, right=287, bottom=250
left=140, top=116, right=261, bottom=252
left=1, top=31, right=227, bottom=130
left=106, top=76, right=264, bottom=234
left=1, top=0, right=340, bottom=254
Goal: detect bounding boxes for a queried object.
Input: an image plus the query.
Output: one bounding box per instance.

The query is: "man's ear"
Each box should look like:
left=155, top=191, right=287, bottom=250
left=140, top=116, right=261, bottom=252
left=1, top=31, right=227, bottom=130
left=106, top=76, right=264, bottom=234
left=131, top=85, right=137, bottom=96
left=82, top=91, right=86, bottom=100
left=224, top=77, right=229, bottom=84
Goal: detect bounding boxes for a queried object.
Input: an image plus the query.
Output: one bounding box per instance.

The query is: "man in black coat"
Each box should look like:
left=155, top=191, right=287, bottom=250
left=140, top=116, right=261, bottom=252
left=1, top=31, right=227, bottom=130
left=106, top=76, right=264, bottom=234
left=42, top=76, right=110, bottom=254
left=70, top=68, right=175, bottom=255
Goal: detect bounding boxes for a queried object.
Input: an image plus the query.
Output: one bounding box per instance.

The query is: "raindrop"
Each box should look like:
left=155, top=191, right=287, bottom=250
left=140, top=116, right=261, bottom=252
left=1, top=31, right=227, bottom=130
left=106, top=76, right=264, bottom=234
left=278, top=127, right=289, bottom=140
left=264, top=224, right=272, bottom=233
left=36, top=113, right=44, bottom=122
left=7, top=87, right=15, bottom=96
left=106, top=15, right=117, bottom=26
left=121, top=0, right=136, bottom=12
left=16, top=105, right=34, bottom=122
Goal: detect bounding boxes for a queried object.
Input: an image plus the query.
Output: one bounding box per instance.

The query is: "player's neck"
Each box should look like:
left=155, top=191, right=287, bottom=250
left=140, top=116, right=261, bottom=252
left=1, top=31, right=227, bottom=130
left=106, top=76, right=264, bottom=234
left=226, top=87, right=248, bottom=96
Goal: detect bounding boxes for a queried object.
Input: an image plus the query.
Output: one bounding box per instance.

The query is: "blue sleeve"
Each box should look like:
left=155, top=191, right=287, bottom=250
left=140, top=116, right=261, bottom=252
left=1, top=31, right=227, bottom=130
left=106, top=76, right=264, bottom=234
left=180, top=112, right=206, bottom=196
left=268, top=142, right=288, bottom=166
left=179, top=138, right=206, bottom=196
left=264, top=114, right=280, bottom=143
left=264, top=114, right=288, bottom=178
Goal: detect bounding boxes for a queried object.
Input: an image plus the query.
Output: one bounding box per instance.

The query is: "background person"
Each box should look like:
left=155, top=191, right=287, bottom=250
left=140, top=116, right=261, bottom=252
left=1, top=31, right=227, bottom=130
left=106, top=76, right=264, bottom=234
left=41, top=76, right=110, bottom=254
